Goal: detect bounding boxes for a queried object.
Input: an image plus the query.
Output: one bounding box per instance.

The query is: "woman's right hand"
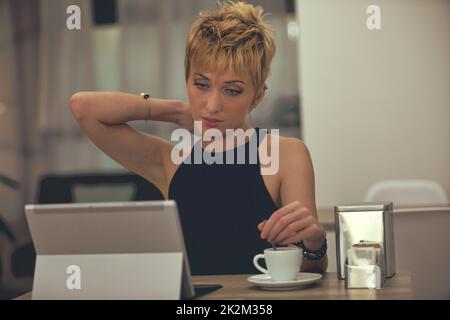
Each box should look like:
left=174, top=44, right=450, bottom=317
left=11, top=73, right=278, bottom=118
left=177, top=102, right=194, bottom=133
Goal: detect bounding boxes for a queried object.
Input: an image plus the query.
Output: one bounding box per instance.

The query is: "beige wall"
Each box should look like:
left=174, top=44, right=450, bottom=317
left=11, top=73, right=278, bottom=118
left=296, top=0, right=450, bottom=207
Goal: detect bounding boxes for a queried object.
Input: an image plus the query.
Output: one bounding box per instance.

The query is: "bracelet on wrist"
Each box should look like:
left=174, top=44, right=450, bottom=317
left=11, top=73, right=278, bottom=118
left=140, top=92, right=151, bottom=121
left=298, top=238, right=327, bottom=261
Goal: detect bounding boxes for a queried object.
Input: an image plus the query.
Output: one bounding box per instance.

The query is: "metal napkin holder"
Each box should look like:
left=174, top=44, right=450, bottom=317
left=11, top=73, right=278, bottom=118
left=335, top=202, right=396, bottom=288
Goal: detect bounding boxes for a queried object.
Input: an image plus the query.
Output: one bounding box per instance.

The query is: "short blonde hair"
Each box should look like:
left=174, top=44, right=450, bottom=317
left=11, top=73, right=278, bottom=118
left=184, top=1, right=276, bottom=93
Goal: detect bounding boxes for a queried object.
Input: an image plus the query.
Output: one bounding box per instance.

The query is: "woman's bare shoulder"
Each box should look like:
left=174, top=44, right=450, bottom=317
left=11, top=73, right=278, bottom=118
left=264, top=133, right=309, bottom=156
left=257, top=132, right=309, bottom=177
left=276, top=135, right=311, bottom=177
left=279, top=136, right=308, bottom=153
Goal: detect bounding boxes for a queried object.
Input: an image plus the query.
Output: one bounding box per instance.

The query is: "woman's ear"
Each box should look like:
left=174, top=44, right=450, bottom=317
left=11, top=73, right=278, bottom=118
left=251, top=86, right=267, bottom=110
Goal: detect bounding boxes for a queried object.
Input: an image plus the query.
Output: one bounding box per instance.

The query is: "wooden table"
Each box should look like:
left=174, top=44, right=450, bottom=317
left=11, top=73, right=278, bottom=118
left=15, top=272, right=411, bottom=300
left=193, top=272, right=411, bottom=300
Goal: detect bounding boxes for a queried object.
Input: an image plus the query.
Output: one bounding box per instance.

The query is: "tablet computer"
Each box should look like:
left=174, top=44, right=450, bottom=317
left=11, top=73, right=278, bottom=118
left=25, top=200, right=221, bottom=299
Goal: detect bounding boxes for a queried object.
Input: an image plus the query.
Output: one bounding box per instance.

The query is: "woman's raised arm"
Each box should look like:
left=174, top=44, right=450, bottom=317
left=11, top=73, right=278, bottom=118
left=70, top=91, right=192, bottom=197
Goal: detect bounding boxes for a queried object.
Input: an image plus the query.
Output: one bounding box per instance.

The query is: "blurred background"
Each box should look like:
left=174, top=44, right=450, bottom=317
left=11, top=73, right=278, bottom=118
left=0, top=0, right=449, bottom=299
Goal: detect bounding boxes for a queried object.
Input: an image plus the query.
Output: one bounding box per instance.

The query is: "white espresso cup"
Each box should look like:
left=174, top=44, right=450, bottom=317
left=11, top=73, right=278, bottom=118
left=253, top=247, right=303, bottom=281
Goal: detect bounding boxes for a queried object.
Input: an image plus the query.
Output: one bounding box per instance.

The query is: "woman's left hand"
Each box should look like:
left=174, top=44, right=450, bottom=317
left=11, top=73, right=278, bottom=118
left=257, top=201, right=326, bottom=247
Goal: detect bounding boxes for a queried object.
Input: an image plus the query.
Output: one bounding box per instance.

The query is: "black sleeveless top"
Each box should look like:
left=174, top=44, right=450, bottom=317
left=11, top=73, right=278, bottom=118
left=168, top=128, right=278, bottom=275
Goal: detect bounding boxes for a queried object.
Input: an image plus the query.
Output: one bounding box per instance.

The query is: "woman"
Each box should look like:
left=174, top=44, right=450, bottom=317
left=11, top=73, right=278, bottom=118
left=70, top=1, right=328, bottom=275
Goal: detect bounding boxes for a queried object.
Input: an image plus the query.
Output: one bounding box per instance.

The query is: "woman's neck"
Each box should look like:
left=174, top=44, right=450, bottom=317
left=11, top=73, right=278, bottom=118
left=201, top=123, right=255, bottom=150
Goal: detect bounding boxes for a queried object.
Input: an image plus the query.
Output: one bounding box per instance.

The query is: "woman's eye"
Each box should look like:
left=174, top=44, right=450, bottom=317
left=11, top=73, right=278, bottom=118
left=194, top=82, right=209, bottom=89
left=225, top=89, right=242, bottom=96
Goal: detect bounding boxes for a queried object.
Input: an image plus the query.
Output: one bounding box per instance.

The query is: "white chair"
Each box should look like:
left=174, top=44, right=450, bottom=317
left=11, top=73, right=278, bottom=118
left=365, top=179, right=449, bottom=206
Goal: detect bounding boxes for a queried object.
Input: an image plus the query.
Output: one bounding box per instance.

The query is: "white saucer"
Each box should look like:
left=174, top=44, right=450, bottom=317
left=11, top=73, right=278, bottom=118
left=247, top=272, right=322, bottom=291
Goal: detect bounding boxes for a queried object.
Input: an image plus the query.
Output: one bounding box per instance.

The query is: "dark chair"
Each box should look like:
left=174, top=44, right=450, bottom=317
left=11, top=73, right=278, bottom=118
left=11, top=172, right=164, bottom=277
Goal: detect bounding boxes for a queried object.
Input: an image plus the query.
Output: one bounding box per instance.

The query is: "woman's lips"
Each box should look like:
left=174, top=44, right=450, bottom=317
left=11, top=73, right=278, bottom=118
left=202, top=117, right=223, bottom=127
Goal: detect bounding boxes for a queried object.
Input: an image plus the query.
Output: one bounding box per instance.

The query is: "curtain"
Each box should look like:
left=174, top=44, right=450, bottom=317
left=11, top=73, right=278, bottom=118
left=36, top=0, right=101, bottom=174
left=0, top=0, right=100, bottom=239
left=0, top=0, right=41, bottom=240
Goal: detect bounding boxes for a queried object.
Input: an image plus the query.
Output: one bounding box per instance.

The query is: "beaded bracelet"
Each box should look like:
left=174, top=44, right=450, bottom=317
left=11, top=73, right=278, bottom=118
left=298, top=239, right=328, bottom=261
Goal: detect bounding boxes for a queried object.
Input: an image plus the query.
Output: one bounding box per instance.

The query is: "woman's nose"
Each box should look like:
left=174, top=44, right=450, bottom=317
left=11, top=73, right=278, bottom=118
left=205, top=91, right=223, bottom=113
